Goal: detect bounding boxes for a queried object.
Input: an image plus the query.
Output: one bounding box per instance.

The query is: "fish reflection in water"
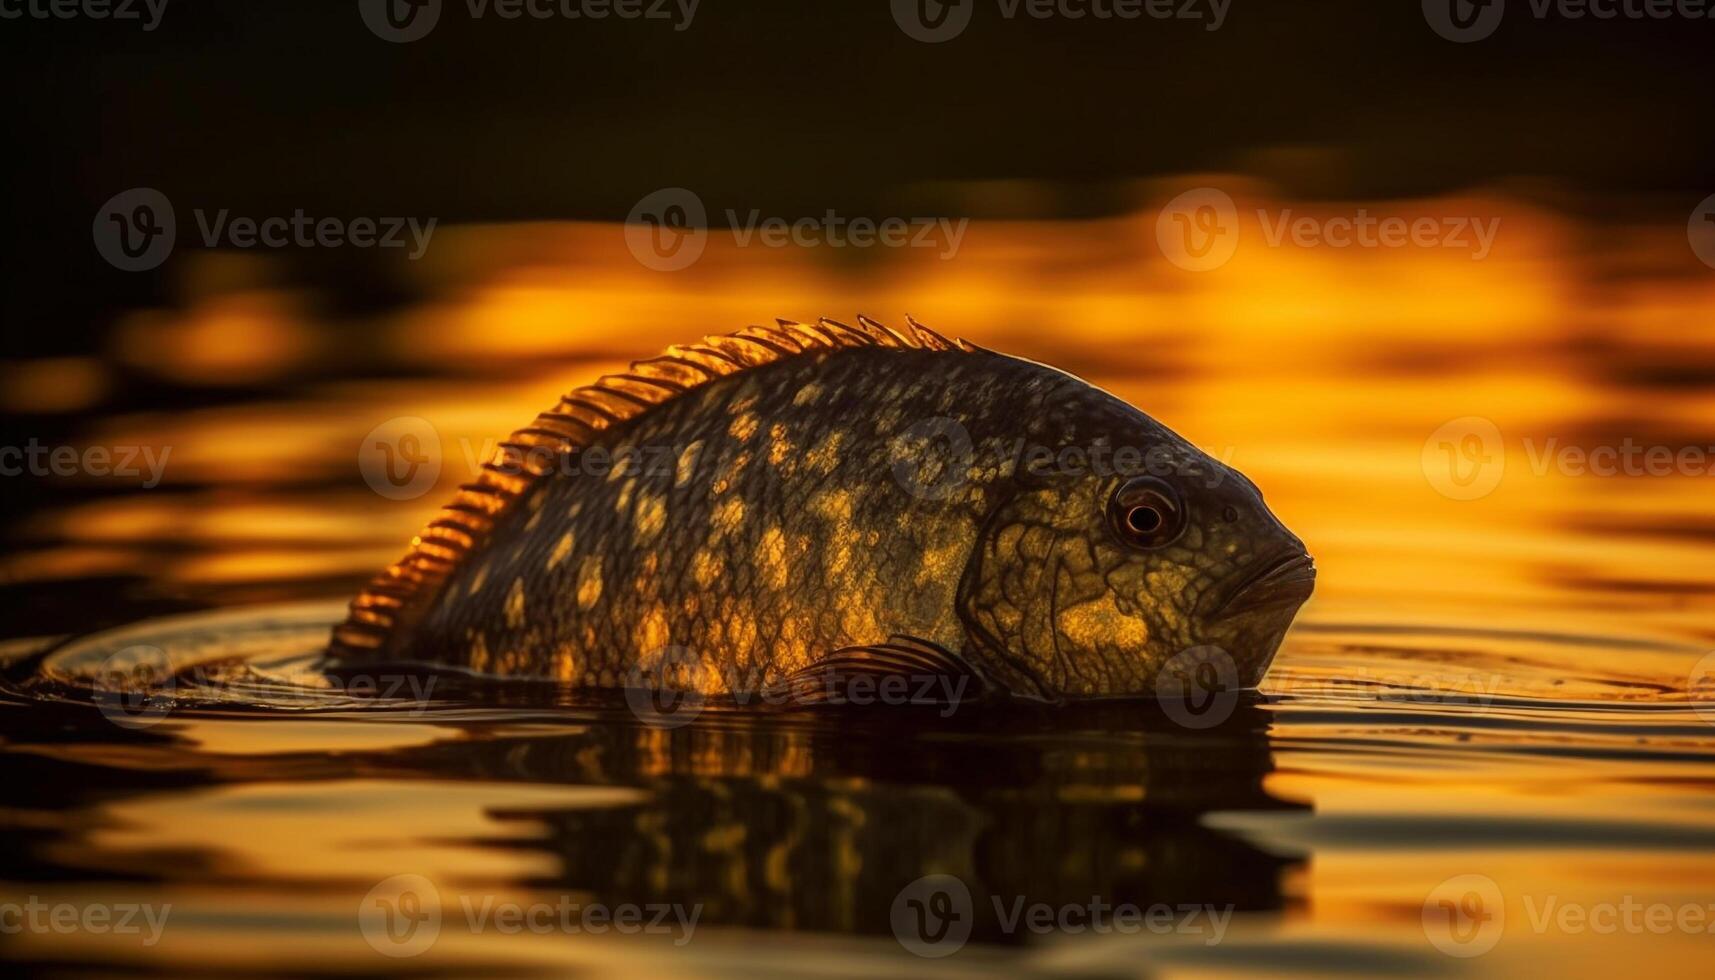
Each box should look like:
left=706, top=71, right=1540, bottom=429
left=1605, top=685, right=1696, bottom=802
left=437, top=700, right=1302, bottom=941
left=2, top=612, right=1303, bottom=947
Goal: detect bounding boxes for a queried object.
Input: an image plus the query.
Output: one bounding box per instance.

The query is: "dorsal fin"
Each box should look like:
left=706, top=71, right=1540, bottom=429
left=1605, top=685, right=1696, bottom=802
left=332, top=316, right=976, bottom=656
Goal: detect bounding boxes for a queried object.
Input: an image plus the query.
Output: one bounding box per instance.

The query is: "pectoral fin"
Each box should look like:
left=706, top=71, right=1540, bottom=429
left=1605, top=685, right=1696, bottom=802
left=769, top=635, right=989, bottom=710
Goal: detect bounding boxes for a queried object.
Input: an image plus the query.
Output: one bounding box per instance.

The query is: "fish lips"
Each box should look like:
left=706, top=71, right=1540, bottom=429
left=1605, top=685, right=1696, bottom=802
left=1208, top=551, right=1317, bottom=622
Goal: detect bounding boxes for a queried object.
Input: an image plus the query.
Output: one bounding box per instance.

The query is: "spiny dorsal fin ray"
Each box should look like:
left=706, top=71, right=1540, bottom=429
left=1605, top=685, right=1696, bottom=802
left=332, top=316, right=975, bottom=655
left=854, top=314, right=910, bottom=347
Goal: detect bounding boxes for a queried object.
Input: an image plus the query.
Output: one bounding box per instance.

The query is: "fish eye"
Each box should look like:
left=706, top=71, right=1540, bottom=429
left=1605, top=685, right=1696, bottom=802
left=1107, top=476, right=1185, bottom=549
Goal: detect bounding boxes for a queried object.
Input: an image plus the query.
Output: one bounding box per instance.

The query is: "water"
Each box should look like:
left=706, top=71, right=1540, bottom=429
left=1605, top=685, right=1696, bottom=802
left=3, top=195, right=1714, bottom=977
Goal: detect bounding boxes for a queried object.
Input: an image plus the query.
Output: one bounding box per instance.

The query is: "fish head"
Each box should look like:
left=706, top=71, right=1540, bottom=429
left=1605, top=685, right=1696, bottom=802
left=960, top=413, right=1313, bottom=701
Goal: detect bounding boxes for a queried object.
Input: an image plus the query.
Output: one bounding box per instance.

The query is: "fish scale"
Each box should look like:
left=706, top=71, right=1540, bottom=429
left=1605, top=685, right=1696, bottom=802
left=333, top=316, right=1314, bottom=703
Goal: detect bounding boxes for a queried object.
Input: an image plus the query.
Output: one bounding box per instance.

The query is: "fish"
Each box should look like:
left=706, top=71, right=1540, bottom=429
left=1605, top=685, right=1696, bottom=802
left=331, top=316, right=1314, bottom=706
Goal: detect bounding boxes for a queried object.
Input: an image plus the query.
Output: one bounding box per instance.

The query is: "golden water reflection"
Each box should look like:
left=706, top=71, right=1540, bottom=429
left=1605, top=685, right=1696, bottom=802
left=2, top=186, right=1714, bottom=978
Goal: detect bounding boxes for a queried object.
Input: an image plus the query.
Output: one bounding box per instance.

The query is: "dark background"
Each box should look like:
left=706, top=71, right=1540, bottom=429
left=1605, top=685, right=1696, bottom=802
left=4, top=0, right=1711, bottom=358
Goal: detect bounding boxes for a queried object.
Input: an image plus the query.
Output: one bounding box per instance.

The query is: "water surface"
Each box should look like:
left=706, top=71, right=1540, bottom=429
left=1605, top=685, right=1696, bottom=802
left=3, top=194, right=1713, bottom=977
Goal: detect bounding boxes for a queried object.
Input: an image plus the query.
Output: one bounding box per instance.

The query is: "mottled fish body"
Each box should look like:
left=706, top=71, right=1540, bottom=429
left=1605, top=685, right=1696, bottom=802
left=334, top=317, right=1313, bottom=703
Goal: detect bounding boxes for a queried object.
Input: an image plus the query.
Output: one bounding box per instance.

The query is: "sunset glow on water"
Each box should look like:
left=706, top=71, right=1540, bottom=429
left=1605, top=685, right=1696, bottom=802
left=3, top=189, right=1713, bottom=978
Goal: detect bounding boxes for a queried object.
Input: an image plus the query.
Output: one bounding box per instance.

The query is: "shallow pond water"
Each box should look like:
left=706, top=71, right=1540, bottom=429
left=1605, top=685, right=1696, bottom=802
left=2, top=199, right=1713, bottom=977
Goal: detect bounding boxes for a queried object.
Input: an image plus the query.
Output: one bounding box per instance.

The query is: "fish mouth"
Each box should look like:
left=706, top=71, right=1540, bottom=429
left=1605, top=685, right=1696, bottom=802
left=1210, top=551, right=1316, bottom=621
